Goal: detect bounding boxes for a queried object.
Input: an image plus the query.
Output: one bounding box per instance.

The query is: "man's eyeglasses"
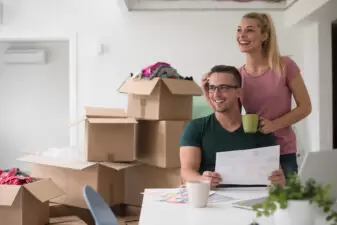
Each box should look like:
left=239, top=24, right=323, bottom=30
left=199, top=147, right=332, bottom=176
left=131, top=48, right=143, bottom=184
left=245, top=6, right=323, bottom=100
left=207, top=84, right=239, bottom=92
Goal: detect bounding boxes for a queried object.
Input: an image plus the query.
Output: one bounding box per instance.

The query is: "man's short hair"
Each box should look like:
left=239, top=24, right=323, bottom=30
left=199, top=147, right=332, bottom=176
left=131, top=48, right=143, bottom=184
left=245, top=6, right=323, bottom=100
left=210, top=65, right=242, bottom=87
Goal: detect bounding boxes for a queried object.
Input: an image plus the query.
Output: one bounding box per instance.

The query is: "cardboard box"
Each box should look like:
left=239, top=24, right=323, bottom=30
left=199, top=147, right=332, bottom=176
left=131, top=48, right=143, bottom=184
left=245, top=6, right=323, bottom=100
left=0, top=179, right=63, bottom=225
left=117, top=204, right=141, bottom=217
left=118, top=216, right=139, bottom=225
left=50, top=203, right=140, bottom=225
left=137, top=120, right=189, bottom=168
left=115, top=204, right=140, bottom=225
left=74, top=107, right=138, bottom=162
left=18, top=155, right=139, bottom=209
left=124, top=164, right=182, bottom=206
left=49, top=216, right=87, bottom=225
left=49, top=203, right=94, bottom=225
left=118, top=78, right=202, bottom=120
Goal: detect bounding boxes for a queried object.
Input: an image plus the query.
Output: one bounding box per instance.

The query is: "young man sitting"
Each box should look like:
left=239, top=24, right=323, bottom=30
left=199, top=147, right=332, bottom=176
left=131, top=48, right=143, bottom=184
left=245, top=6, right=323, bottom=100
left=180, top=65, right=285, bottom=187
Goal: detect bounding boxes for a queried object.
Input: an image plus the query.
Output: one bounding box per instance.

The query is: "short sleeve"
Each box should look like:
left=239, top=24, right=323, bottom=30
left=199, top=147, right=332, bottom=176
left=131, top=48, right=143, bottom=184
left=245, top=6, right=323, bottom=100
left=284, top=56, right=301, bottom=85
left=180, top=120, right=202, bottom=147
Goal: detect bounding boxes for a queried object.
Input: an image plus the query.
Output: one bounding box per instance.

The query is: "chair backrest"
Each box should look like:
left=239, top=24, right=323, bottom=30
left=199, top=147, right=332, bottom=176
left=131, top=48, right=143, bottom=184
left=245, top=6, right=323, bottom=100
left=82, top=184, right=119, bottom=225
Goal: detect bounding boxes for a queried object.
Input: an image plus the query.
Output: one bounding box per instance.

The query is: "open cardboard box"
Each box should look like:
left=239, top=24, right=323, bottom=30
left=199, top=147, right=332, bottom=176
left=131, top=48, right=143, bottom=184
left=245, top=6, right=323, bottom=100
left=118, top=77, right=203, bottom=120
left=71, top=107, right=138, bottom=162
left=18, top=154, right=182, bottom=208
left=0, top=178, right=64, bottom=225
left=18, top=155, right=140, bottom=209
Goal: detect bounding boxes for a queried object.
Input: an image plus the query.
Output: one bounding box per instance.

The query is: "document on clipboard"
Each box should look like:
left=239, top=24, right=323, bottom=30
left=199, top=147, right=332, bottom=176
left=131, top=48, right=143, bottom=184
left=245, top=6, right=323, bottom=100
left=215, top=145, right=280, bottom=185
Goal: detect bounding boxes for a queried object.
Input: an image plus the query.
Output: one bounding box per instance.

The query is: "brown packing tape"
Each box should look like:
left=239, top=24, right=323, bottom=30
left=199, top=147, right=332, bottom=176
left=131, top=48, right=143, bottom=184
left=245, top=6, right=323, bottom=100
left=140, top=99, right=146, bottom=118
left=107, top=153, right=115, bottom=162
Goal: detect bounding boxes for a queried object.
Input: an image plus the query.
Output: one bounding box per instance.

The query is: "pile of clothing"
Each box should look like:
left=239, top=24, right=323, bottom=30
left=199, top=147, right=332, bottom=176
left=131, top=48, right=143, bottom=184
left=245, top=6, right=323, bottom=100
left=0, top=168, right=33, bottom=185
left=132, top=62, right=193, bottom=81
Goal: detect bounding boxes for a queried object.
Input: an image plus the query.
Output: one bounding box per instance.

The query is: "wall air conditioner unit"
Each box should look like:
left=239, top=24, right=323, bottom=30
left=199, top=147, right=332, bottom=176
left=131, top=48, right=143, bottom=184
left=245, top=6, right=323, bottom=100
left=3, top=48, right=47, bottom=64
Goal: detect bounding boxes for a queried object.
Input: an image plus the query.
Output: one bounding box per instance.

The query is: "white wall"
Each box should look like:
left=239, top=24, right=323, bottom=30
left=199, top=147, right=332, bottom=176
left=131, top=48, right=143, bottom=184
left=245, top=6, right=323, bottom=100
left=0, top=41, right=69, bottom=170
left=284, top=0, right=332, bottom=27
left=286, top=0, right=337, bottom=152
left=0, top=1, right=303, bottom=161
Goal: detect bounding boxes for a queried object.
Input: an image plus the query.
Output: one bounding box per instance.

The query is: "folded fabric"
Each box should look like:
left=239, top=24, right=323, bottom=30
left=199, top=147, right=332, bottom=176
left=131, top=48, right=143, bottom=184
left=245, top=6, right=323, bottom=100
left=141, top=62, right=170, bottom=77
left=132, top=61, right=193, bottom=81
left=0, top=168, right=33, bottom=185
left=149, top=65, right=183, bottom=79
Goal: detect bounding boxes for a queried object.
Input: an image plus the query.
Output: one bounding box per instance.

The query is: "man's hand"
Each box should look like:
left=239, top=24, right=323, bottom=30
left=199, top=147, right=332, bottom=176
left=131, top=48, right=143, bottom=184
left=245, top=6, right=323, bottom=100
left=268, top=169, right=286, bottom=186
left=201, top=171, right=222, bottom=187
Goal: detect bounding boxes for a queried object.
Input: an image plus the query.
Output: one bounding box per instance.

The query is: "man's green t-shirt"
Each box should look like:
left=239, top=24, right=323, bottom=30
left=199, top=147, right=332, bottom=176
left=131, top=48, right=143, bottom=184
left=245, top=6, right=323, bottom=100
left=180, top=113, right=276, bottom=174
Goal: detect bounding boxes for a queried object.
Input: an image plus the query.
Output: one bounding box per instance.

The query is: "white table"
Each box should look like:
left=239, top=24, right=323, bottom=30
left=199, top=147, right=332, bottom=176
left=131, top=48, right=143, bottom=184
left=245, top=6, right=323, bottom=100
left=138, top=188, right=331, bottom=225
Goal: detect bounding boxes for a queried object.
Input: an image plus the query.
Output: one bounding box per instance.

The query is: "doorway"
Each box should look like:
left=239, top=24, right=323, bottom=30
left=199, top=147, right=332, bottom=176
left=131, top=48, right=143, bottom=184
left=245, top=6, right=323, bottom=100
left=332, top=21, right=337, bottom=148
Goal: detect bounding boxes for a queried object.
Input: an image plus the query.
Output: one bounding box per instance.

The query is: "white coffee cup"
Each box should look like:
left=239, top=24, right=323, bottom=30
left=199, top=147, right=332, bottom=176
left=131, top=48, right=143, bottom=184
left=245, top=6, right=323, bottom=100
left=186, top=180, right=210, bottom=208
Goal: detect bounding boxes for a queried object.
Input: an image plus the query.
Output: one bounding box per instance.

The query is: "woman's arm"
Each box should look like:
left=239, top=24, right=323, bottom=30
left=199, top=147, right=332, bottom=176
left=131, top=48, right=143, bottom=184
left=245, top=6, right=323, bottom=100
left=201, top=73, right=215, bottom=111
left=272, top=72, right=312, bottom=131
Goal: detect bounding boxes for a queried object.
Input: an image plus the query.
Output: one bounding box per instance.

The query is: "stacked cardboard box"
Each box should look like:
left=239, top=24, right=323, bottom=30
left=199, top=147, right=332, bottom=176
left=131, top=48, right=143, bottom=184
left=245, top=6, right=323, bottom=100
left=118, top=77, right=198, bottom=168
left=17, top=77, right=202, bottom=224
left=118, top=77, right=202, bottom=205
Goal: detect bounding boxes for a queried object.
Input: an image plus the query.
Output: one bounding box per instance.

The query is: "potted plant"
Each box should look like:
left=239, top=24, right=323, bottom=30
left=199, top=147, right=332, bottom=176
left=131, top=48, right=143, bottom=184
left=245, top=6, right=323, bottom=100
left=251, top=173, right=337, bottom=225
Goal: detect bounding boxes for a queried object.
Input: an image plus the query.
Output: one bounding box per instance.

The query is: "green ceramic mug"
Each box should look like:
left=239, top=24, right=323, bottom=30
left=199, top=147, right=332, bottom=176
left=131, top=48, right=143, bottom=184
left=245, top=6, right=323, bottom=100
left=242, top=114, right=259, bottom=133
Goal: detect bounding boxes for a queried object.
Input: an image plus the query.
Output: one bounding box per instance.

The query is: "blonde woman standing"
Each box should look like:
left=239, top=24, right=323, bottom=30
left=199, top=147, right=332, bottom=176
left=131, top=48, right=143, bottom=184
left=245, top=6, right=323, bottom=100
left=202, top=12, right=311, bottom=177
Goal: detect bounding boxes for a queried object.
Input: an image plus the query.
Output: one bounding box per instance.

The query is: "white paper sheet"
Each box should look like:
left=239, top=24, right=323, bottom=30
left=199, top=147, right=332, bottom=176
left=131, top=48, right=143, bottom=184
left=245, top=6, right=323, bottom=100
left=144, top=189, right=237, bottom=204
left=215, top=145, right=280, bottom=185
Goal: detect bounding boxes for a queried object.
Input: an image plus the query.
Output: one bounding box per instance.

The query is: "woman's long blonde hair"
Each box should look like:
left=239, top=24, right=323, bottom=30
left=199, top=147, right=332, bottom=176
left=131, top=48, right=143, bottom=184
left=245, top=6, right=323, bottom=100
left=243, top=12, right=284, bottom=75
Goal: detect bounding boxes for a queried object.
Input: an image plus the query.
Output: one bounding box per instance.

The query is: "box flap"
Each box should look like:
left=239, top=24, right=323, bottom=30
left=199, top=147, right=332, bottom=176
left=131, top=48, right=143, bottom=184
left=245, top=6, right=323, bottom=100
left=24, top=179, right=64, bottom=202
left=70, top=107, right=127, bottom=127
left=161, top=78, right=203, bottom=96
left=118, top=77, right=160, bottom=95
left=0, top=185, right=22, bottom=206
left=87, top=117, right=138, bottom=124
left=100, top=161, right=141, bottom=170
left=49, top=216, right=87, bottom=225
left=17, top=155, right=97, bottom=170
left=84, top=107, right=126, bottom=118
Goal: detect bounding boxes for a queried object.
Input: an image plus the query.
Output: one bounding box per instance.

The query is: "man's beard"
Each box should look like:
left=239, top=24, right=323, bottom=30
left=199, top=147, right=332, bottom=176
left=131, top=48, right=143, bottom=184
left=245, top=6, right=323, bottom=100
left=214, top=106, right=229, bottom=113
left=214, top=101, right=238, bottom=113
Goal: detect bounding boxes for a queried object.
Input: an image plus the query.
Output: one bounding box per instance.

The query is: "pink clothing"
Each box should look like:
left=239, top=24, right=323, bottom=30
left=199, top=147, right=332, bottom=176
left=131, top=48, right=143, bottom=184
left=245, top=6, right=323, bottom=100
left=239, top=56, right=300, bottom=155
left=141, top=62, right=170, bottom=77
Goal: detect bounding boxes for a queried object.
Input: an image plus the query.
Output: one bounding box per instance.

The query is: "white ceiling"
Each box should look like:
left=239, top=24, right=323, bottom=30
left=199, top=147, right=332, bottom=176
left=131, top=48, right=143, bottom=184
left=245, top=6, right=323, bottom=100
left=122, top=0, right=295, bottom=11
left=140, top=0, right=283, bottom=1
